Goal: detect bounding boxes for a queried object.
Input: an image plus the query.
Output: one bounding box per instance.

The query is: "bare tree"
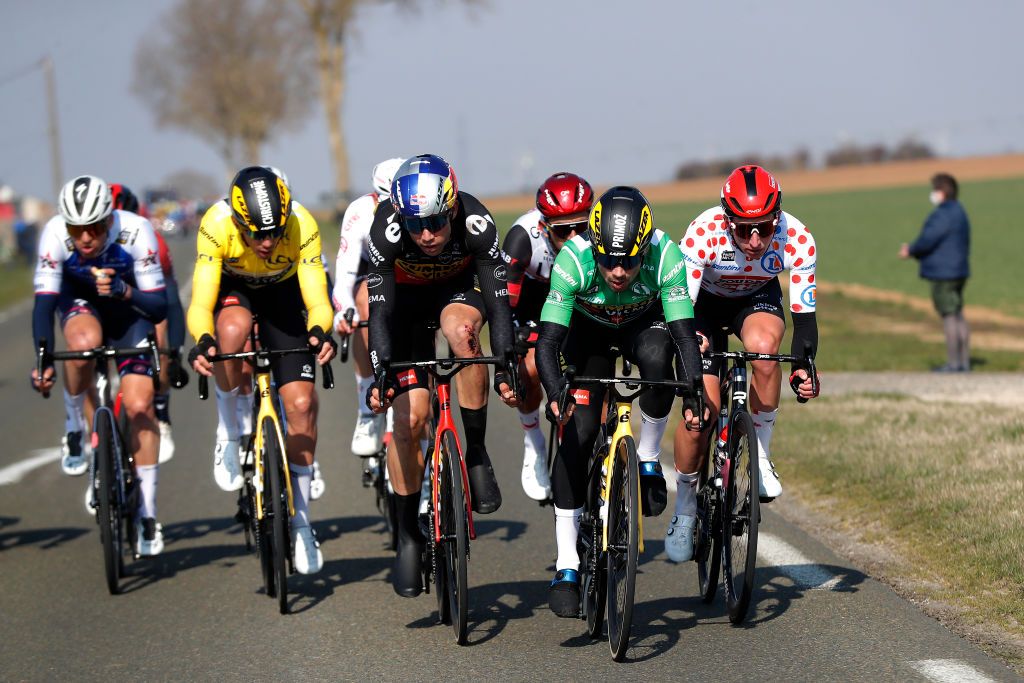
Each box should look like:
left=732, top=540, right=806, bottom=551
left=133, top=0, right=315, bottom=175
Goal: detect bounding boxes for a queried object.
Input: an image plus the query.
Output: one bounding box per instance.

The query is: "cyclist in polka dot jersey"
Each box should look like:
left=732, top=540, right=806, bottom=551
left=664, top=165, right=820, bottom=563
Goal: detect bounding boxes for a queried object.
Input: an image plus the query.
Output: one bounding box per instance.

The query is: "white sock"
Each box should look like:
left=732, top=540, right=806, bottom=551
left=385, top=406, right=395, bottom=434
left=289, top=463, right=313, bottom=528
left=237, top=390, right=254, bottom=437
left=674, top=470, right=699, bottom=517
left=356, top=373, right=374, bottom=417
left=637, top=411, right=669, bottom=462
left=554, top=506, right=583, bottom=571
left=215, top=386, right=240, bottom=441
left=752, top=408, right=777, bottom=461
left=519, top=409, right=547, bottom=461
left=64, top=389, right=87, bottom=434
left=136, top=464, right=159, bottom=519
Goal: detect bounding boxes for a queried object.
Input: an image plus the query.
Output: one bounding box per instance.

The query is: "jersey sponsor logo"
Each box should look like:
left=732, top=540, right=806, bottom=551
left=663, top=259, right=684, bottom=281
left=200, top=226, right=222, bottom=248
left=493, top=265, right=507, bottom=281
left=385, top=222, right=402, bottom=244
left=710, top=275, right=772, bottom=293
left=494, top=288, right=508, bottom=297
left=501, top=251, right=512, bottom=264
left=38, top=252, right=58, bottom=270
left=571, top=388, right=590, bottom=405
left=221, top=295, right=241, bottom=307
left=721, top=250, right=735, bottom=262
left=800, top=284, right=817, bottom=307
left=611, top=213, right=628, bottom=248
left=223, top=265, right=290, bottom=286
left=577, top=298, right=653, bottom=325
left=397, top=368, right=418, bottom=387
left=546, top=290, right=564, bottom=303
left=553, top=262, right=577, bottom=287
left=300, top=230, right=319, bottom=251
left=116, top=229, right=137, bottom=246
left=582, top=282, right=600, bottom=295
left=140, top=248, right=159, bottom=268
left=64, top=237, right=75, bottom=251
left=631, top=281, right=651, bottom=296
left=367, top=239, right=384, bottom=266
left=466, top=214, right=490, bottom=236
left=368, top=293, right=386, bottom=303
left=301, top=363, right=314, bottom=379
left=665, top=286, right=689, bottom=303
left=394, top=256, right=471, bottom=283
left=760, top=250, right=784, bottom=275
left=366, top=273, right=384, bottom=288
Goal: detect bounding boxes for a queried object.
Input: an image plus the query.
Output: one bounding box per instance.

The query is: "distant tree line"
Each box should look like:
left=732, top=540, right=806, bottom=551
left=675, top=137, right=934, bottom=180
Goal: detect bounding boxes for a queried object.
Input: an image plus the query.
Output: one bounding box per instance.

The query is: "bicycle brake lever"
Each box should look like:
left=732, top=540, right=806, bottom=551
left=36, top=340, right=51, bottom=399
left=198, top=374, right=209, bottom=401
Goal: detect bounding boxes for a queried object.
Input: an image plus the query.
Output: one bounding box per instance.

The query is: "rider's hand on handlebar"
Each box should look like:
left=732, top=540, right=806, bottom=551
left=31, top=365, right=56, bottom=394
left=187, top=334, right=219, bottom=377
left=308, top=326, right=337, bottom=366
left=696, top=331, right=710, bottom=354
left=789, top=368, right=821, bottom=400
left=333, top=309, right=355, bottom=336
left=366, top=384, right=394, bottom=414
left=546, top=398, right=575, bottom=426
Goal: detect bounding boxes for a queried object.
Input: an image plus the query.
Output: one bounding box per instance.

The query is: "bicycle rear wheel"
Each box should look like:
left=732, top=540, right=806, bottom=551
left=583, top=448, right=607, bottom=638
left=262, top=418, right=290, bottom=614
left=606, top=435, right=639, bottom=662
left=94, top=412, right=121, bottom=595
left=439, top=431, right=469, bottom=644
left=695, top=438, right=721, bottom=603
left=722, top=410, right=760, bottom=624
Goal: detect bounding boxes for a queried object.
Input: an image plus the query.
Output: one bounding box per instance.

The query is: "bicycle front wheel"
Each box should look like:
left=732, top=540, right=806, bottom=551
left=262, top=418, right=290, bottom=614
left=95, top=412, right=122, bottom=595
left=583, top=447, right=607, bottom=638
left=722, top=410, right=760, bottom=624
left=606, top=435, right=639, bottom=662
left=695, top=437, right=721, bottom=603
left=439, top=431, right=469, bottom=644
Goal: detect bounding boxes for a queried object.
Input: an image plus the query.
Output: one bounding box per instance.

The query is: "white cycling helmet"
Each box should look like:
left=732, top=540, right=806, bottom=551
left=59, top=175, right=113, bottom=226
left=264, top=165, right=291, bottom=189
left=372, top=157, right=406, bottom=200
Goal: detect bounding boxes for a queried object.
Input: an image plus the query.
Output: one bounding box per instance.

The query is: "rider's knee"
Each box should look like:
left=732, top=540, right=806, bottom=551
left=447, top=322, right=479, bottom=356
left=122, top=389, right=154, bottom=418
left=215, top=313, right=250, bottom=350
left=744, top=331, right=779, bottom=357
left=65, top=326, right=100, bottom=351
left=284, top=387, right=316, bottom=418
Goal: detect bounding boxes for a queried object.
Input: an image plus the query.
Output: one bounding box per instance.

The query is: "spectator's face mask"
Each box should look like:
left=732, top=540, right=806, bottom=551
left=929, top=190, right=944, bottom=206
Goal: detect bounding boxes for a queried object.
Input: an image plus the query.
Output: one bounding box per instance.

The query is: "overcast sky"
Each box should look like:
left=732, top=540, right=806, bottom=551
left=2, top=0, right=1023, bottom=203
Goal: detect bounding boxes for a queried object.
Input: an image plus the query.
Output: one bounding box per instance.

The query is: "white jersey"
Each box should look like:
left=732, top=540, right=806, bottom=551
left=34, top=209, right=165, bottom=296
left=332, top=192, right=381, bottom=321
left=506, top=209, right=556, bottom=281
left=679, top=207, right=817, bottom=313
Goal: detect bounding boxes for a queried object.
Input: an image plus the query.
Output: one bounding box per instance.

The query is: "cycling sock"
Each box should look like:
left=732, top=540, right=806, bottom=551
left=289, top=463, right=313, bottom=528
left=674, top=470, right=699, bottom=517
left=154, top=392, right=171, bottom=424
left=752, top=408, right=777, bottom=461
left=136, top=464, right=159, bottom=519
left=395, top=491, right=425, bottom=544
left=460, top=405, right=488, bottom=454
left=237, top=390, right=254, bottom=437
left=637, top=411, right=669, bottom=462
left=554, top=506, right=583, bottom=571
left=64, top=389, right=86, bottom=434
left=356, top=374, right=375, bottom=417
left=215, top=386, right=239, bottom=441
left=519, top=409, right=547, bottom=460
left=385, top=406, right=395, bottom=434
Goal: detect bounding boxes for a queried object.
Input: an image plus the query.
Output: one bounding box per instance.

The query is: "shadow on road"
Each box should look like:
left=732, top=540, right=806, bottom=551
left=743, top=563, right=868, bottom=627
left=0, top=524, right=89, bottom=551
left=472, top=518, right=530, bottom=543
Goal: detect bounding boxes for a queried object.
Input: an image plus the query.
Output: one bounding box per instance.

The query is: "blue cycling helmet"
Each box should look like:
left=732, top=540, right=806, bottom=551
left=390, top=154, right=459, bottom=233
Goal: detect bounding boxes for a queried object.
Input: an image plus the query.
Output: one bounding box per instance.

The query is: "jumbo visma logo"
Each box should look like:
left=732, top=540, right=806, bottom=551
left=760, top=250, right=784, bottom=275
left=632, top=205, right=652, bottom=256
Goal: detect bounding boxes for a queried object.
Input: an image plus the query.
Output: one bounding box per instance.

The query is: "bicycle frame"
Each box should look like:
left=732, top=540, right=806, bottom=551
left=251, top=370, right=295, bottom=521
left=601, top=395, right=643, bottom=553
left=430, top=380, right=476, bottom=544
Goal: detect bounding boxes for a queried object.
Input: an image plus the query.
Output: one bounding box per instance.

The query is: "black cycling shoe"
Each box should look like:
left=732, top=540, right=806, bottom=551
left=466, top=445, right=502, bottom=515
left=639, top=461, right=667, bottom=517
left=548, top=569, right=581, bottom=618
left=392, top=492, right=425, bottom=597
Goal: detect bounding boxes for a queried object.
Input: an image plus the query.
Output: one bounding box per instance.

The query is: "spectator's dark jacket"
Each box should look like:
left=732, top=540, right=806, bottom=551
left=908, top=199, right=970, bottom=280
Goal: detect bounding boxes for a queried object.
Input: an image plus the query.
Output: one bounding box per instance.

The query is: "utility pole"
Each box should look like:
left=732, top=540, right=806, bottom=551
left=42, top=56, right=63, bottom=198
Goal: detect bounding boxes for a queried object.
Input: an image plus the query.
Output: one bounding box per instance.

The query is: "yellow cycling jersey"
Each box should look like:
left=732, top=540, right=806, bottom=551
left=186, top=199, right=333, bottom=341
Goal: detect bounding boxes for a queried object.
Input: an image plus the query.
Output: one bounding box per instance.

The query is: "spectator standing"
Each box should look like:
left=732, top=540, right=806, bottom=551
left=899, top=173, right=971, bottom=372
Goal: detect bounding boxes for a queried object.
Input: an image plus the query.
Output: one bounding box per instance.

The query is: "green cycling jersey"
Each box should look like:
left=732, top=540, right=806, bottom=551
left=540, top=230, right=693, bottom=327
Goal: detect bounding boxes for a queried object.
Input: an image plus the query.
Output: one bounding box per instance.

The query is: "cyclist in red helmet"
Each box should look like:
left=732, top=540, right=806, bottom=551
left=668, top=165, right=820, bottom=563
left=501, top=172, right=593, bottom=502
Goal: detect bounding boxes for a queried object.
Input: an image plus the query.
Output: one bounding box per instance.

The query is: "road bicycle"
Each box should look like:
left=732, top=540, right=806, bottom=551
left=551, top=357, right=701, bottom=661
left=694, top=342, right=817, bottom=624
left=197, top=329, right=333, bottom=614
left=377, top=348, right=519, bottom=645
left=36, top=334, right=162, bottom=595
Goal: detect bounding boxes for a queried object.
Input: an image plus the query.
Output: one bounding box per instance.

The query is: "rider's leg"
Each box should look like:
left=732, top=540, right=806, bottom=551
left=278, top=379, right=325, bottom=574
left=387, top=387, right=430, bottom=597
left=351, top=280, right=383, bottom=455
left=121, top=366, right=164, bottom=556
left=154, top=320, right=175, bottom=463
left=741, top=312, right=786, bottom=498
left=213, top=305, right=253, bottom=439
left=518, top=347, right=550, bottom=500
left=59, top=312, right=101, bottom=475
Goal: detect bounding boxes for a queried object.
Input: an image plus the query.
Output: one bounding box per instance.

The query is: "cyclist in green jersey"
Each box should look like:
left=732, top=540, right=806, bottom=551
left=535, top=186, right=705, bottom=617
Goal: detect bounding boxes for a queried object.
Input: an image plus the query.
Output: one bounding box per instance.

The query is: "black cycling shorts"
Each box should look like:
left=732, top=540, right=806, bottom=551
left=58, top=295, right=155, bottom=378
left=694, top=277, right=786, bottom=377
left=386, top=279, right=486, bottom=396
left=215, top=274, right=316, bottom=386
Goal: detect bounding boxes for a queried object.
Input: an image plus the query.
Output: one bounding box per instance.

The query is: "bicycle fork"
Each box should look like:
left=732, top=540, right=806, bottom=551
left=252, top=374, right=295, bottom=521
left=601, top=403, right=644, bottom=554
left=430, top=382, right=476, bottom=545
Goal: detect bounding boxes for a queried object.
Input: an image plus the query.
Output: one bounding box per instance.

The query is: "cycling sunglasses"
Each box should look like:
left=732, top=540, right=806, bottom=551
left=595, top=251, right=643, bottom=270
left=401, top=213, right=451, bottom=235
left=729, top=213, right=779, bottom=240
left=542, top=216, right=587, bottom=239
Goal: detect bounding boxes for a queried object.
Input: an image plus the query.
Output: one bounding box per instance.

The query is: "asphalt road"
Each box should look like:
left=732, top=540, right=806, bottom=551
left=0, top=239, right=1018, bottom=682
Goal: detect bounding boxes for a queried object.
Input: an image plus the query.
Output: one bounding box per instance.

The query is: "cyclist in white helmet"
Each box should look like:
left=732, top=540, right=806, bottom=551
left=333, top=157, right=405, bottom=456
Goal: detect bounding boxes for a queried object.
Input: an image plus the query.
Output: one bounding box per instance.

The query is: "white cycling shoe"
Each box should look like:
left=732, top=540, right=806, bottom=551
left=351, top=413, right=384, bottom=456
left=61, top=431, right=89, bottom=476
left=310, top=461, right=325, bottom=501
left=135, top=517, right=165, bottom=557
left=158, top=421, right=175, bottom=464
left=665, top=514, right=697, bottom=562
left=758, top=457, right=783, bottom=500
left=521, top=440, right=551, bottom=501
left=213, top=440, right=243, bottom=492
left=85, top=482, right=96, bottom=516
left=292, top=524, right=323, bottom=574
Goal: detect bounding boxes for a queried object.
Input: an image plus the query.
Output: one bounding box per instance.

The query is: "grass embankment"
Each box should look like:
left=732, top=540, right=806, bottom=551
left=0, top=263, right=34, bottom=310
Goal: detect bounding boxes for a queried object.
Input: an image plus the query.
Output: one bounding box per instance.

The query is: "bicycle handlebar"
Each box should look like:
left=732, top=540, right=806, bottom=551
left=707, top=340, right=817, bottom=403
left=197, top=346, right=334, bottom=400
left=36, top=334, right=162, bottom=399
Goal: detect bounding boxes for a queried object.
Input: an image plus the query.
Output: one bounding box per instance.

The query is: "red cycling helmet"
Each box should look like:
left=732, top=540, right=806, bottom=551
left=720, top=165, right=781, bottom=220
left=110, top=183, right=141, bottom=214
left=535, top=172, right=594, bottom=220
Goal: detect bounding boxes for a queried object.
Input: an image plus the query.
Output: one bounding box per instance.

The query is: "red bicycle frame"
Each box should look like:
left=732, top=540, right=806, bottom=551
left=430, top=381, right=476, bottom=543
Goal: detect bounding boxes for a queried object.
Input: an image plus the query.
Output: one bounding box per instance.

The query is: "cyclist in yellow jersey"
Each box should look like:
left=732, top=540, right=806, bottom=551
left=187, top=166, right=336, bottom=575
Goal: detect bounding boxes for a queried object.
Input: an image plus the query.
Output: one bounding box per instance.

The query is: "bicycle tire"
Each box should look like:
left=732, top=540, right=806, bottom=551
left=606, top=435, right=639, bottom=662
left=262, top=418, right=290, bottom=614
left=583, top=445, right=607, bottom=638
left=115, top=403, right=132, bottom=577
left=95, top=412, right=121, bottom=595
left=722, top=410, right=760, bottom=624
left=695, top=437, right=721, bottom=603
left=440, top=430, right=469, bottom=644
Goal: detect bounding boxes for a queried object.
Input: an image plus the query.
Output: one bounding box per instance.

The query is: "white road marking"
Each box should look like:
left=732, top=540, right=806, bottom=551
left=758, top=533, right=842, bottom=590
left=911, top=659, right=996, bottom=683
left=0, top=448, right=62, bottom=486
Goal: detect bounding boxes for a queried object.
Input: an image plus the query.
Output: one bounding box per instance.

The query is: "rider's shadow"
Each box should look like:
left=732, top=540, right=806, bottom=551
left=287, top=553, right=392, bottom=614
left=0, top=525, right=89, bottom=552
left=405, top=579, right=549, bottom=646
left=312, top=515, right=386, bottom=544
left=471, top=518, right=530, bottom=543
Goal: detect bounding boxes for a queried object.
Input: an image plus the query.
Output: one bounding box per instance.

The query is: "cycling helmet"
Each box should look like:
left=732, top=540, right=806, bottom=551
left=536, top=172, right=594, bottom=220
left=588, top=186, right=653, bottom=269
left=372, top=157, right=406, bottom=200
left=229, top=165, right=292, bottom=235
left=390, top=154, right=458, bottom=233
left=109, top=183, right=140, bottom=213
left=264, top=165, right=290, bottom=188
left=720, top=165, right=781, bottom=220
left=59, top=175, right=113, bottom=226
